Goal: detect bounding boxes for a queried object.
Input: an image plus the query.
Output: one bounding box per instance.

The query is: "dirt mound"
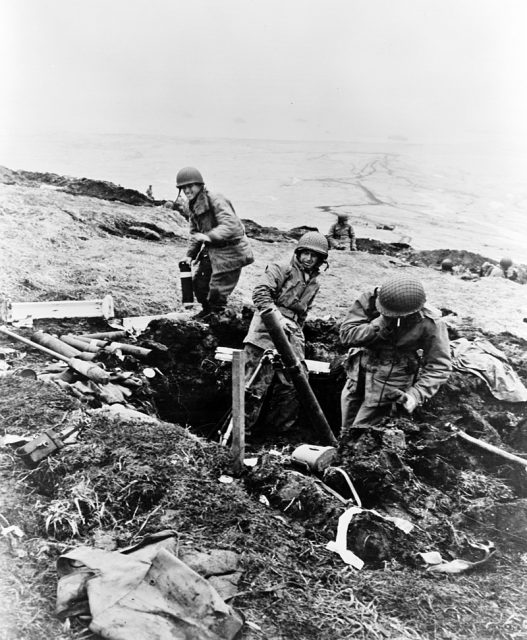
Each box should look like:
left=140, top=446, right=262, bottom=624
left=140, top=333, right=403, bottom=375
left=408, top=248, right=494, bottom=271
left=241, top=219, right=297, bottom=243
left=356, top=238, right=412, bottom=255
left=137, top=315, right=527, bottom=561
left=0, top=167, right=153, bottom=206
left=0, top=377, right=425, bottom=640
left=2, top=313, right=527, bottom=639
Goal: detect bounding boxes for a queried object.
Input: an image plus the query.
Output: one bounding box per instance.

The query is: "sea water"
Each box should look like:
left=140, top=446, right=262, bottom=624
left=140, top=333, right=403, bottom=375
left=2, top=132, right=526, bottom=262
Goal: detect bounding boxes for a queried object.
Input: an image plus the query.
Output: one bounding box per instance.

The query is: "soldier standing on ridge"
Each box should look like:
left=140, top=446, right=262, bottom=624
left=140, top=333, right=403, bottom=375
left=326, top=213, right=357, bottom=251
left=339, top=276, right=451, bottom=452
left=178, top=167, right=254, bottom=321
left=146, top=185, right=154, bottom=200
left=243, top=232, right=329, bottom=435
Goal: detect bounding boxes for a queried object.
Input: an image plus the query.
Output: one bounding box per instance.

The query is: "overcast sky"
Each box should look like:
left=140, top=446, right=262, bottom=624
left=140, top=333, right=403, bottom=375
left=2, top=0, right=527, bottom=142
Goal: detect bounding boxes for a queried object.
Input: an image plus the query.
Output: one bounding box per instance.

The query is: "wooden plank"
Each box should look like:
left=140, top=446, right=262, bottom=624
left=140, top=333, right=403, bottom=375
left=1, top=295, right=115, bottom=323
left=214, top=346, right=330, bottom=373
left=230, top=349, right=245, bottom=476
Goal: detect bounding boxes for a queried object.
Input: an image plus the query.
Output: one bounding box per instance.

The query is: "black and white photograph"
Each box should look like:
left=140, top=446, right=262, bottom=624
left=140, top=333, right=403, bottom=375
left=1, top=1, right=526, bottom=638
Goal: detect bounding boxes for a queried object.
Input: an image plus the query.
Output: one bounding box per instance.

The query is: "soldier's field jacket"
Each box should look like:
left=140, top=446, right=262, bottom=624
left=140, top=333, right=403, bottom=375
left=327, top=221, right=356, bottom=250
left=186, top=188, right=254, bottom=274
left=340, top=289, right=452, bottom=407
left=244, top=256, right=321, bottom=356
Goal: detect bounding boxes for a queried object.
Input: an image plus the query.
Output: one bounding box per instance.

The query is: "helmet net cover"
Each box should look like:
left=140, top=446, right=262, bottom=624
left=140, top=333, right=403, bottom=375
left=376, top=277, right=426, bottom=317
left=176, top=167, right=204, bottom=188
left=295, top=231, right=329, bottom=259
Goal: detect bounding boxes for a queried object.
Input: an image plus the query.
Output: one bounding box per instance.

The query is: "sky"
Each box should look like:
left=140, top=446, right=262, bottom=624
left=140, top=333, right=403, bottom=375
left=2, top=0, right=527, bottom=143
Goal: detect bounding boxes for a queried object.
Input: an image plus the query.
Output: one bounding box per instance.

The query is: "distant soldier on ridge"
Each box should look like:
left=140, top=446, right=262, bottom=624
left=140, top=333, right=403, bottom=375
left=326, top=213, right=357, bottom=251
left=480, top=257, right=518, bottom=281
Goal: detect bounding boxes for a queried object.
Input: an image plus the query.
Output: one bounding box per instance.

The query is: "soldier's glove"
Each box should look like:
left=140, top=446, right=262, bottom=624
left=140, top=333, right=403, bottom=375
left=390, top=389, right=418, bottom=414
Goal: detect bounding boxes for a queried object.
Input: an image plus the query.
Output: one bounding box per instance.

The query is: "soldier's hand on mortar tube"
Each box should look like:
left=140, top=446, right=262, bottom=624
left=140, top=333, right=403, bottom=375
left=279, top=315, right=297, bottom=335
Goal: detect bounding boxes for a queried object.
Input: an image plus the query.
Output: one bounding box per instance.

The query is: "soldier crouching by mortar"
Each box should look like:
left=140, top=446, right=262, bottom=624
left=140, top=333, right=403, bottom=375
left=177, top=166, right=254, bottom=322
left=339, top=276, right=452, bottom=455
left=242, top=232, right=329, bottom=436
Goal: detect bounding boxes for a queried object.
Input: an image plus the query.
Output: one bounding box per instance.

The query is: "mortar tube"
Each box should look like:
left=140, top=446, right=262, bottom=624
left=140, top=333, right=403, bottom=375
left=60, top=334, right=102, bottom=353
left=79, top=331, right=129, bottom=341
left=31, top=331, right=96, bottom=361
left=0, top=326, right=109, bottom=384
left=74, top=335, right=109, bottom=347
left=105, top=342, right=152, bottom=358
left=260, top=308, right=338, bottom=446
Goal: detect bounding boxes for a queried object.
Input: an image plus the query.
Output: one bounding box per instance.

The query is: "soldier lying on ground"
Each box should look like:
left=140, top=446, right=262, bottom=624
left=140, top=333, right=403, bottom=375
left=339, top=276, right=452, bottom=450
left=480, top=257, right=518, bottom=281
left=243, top=232, right=329, bottom=435
left=177, top=167, right=254, bottom=321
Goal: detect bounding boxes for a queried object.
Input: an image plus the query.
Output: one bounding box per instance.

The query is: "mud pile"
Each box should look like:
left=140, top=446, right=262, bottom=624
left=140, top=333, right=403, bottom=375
left=0, top=167, right=153, bottom=206
left=1, top=313, right=526, bottom=639
left=136, top=314, right=527, bottom=569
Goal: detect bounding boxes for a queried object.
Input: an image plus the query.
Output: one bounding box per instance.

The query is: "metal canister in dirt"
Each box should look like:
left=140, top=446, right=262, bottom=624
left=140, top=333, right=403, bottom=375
left=291, top=444, right=337, bottom=474
left=178, top=260, right=194, bottom=304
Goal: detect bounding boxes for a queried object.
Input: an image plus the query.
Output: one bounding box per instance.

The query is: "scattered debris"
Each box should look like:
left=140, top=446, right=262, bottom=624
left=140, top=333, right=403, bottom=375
left=56, top=536, right=243, bottom=640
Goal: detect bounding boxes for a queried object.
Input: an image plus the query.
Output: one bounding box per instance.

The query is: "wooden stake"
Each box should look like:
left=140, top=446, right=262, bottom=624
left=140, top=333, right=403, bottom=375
left=231, top=349, right=245, bottom=476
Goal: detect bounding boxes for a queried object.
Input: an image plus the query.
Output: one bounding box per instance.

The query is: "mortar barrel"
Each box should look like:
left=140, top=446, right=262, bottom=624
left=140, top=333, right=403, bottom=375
left=260, top=308, right=337, bottom=446
left=67, top=358, right=110, bottom=384
left=60, top=334, right=102, bottom=353
left=79, top=331, right=129, bottom=341
left=106, top=342, right=152, bottom=358
left=31, top=331, right=96, bottom=361
left=0, top=326, right=69, bottom=363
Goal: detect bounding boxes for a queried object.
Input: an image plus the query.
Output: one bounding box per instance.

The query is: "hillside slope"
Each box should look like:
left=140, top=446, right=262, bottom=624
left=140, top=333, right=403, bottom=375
left=0, top=169, right=526, bottom=640
left=1, top=168, right=526, bottom=340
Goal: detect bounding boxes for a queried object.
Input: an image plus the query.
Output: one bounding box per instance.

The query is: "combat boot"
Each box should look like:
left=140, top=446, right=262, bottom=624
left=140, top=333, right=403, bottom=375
left=192, top=303, right=210, bottom=320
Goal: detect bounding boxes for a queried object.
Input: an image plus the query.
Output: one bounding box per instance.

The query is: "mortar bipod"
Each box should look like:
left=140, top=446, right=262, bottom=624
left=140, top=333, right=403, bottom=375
left=220, top=349, right=277, bottom=446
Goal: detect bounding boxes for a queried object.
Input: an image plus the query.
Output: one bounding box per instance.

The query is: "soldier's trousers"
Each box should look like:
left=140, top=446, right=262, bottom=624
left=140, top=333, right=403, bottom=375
left=339, top=372, right=399, bottom=454
left=193, top=253, right=242, bottom=310
left=244, top=343, right=298, bottom=433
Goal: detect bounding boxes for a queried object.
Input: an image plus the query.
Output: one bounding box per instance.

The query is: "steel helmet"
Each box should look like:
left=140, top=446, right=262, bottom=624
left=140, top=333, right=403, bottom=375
left=499, top=257, right=513, bottom=270
left=376, top=277, right=426, bottom=317
left=176, top=166, right=204, bottom=188
left=295, top=231, right=329, bottom=259
left=441, top=258, right=454, bottom=272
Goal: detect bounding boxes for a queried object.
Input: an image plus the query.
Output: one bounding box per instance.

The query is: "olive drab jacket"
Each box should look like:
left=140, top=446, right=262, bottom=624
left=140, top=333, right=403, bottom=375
left=244, top=256, right=321, bottom=357
left=327, top=221, right=356, bottom=250
left=186, top=188, right=254, bottom=274
left=340, top=289, right=452, bottom=407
